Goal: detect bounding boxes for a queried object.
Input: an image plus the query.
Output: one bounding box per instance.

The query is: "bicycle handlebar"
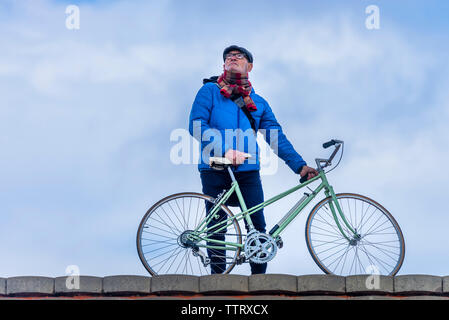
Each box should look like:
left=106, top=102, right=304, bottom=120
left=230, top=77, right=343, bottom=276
left=299, top=139, right=344, bottom=184
left=323, top=139, right=344, bottom=149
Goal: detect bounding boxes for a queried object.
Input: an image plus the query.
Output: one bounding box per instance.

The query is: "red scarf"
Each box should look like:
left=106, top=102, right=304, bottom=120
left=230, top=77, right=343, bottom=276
left=217, top=70, right=257, bottom=112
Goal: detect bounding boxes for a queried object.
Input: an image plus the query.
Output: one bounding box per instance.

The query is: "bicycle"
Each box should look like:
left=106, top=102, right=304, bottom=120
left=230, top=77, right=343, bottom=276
left=136, top=139, right=405, bottom=276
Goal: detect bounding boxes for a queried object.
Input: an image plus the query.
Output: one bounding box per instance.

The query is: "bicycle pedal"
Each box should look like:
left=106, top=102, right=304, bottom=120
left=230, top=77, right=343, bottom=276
left=236, top=254, right=246, bottom=265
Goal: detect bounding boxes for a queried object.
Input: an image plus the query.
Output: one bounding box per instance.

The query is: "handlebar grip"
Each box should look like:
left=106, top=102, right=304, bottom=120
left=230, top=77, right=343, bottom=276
left=323, top=139, right=343, bottom=149
left=323, top=140, right=337, bottom=149
left=299, top=175, right=308, bottom=183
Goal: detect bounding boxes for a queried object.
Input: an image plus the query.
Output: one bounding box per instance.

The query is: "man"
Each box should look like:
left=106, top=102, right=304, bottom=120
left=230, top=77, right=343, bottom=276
left=189, top=45, right=318, bottom=274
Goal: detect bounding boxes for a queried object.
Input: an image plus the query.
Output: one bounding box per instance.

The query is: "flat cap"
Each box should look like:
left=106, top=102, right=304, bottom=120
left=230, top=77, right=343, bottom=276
left=223, top=45, right=254, bottom=63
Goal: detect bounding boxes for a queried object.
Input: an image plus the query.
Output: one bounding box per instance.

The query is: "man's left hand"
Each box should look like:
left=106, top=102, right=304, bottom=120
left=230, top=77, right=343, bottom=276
left=299, top=166, right=319, bottom=180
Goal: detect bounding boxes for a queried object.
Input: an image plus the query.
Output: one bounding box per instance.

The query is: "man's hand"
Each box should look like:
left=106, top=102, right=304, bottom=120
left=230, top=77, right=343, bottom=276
left=224, top=149, right=251, bottom=166
left=299, top=165, right=319, bottom=181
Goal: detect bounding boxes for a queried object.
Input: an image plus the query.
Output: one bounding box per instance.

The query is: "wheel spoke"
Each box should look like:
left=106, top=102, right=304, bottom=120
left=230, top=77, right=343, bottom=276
left=330, top=244, right=352, bottom=273
left=166, top=201, right=187, bottom=231
left=142, top=231, right=177, bottom=240
left=313, top=215, right=346, bottom=237
left=310, top=232, right=344, bottom=241
left=357, top=200, right=371, bottom=232
left=361, top=239, right=400, bottom=259
left=144, top=219, right=179, bottom=237
left=158, top=205, right=183, bottom=234
left=312, top=238, right=348, bottom=248
left=143, top=242, right=178, bottom=255
left=357, top=205, right=378, bottom=235
left=357, top=244, right=395, bottom=274
left=363, top=213, right=385, bottom=237
left=314, top=241, right=349, bottom=257
left=142, top=238, right=176, bottom=246
left=320, top=205, right=348, bottom=236
left=363, top=221, right=395, bottom=237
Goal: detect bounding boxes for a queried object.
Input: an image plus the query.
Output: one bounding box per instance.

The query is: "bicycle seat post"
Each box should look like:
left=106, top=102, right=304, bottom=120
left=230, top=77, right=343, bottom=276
left=227, top=166, right=237, bottom=183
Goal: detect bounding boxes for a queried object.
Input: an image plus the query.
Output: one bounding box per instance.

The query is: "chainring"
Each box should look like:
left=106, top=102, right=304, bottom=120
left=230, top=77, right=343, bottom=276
left=243, top=231, right=278, bottom=264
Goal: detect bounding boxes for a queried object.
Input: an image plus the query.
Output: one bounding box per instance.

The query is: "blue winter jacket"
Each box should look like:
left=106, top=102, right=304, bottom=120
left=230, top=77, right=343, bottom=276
left=189, top=81, right=307, bottom=173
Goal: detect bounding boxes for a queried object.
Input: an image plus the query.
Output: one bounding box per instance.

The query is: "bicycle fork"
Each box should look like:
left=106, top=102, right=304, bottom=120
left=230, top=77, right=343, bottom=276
left=324, top=182, right=360, bottom=243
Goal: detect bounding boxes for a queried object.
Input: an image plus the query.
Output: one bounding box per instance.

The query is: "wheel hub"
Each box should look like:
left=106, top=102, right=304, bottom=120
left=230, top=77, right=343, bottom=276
left=178, top=230, right=196, bottom=248
left=349, top=233, right=362, bottom=246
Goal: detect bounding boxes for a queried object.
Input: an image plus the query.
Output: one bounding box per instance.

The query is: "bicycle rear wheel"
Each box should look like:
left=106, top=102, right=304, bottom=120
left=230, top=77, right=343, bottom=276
left=305, top=193, right=405, bottom=276
left=136, top=192, right=242, bottom=276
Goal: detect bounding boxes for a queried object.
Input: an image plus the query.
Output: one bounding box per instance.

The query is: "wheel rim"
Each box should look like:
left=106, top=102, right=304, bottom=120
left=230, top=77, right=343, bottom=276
left=137, top=193, right=242, bottom=276
left=306, top=193, right=405, bottom=276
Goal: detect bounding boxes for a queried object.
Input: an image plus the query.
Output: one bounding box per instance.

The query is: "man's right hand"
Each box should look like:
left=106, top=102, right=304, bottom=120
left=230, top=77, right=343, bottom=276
left=224, top=149, right=251, bottom=166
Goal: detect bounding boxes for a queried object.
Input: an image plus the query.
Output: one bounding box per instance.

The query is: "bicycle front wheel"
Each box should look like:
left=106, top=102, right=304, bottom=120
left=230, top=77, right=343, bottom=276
left=305, top=193, right=405, bottom=276
left=137, top=192, right=242, bottom=276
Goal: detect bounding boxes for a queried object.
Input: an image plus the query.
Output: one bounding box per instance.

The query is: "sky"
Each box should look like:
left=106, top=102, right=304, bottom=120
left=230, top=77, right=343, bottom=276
left=1, top=0, right=449, bottom=277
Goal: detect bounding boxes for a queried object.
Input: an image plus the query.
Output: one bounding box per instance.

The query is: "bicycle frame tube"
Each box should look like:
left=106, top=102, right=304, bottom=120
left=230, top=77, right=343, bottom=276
left=270, top=178, right=325, bottom=238
left=194, top=182, right=238, bottom=234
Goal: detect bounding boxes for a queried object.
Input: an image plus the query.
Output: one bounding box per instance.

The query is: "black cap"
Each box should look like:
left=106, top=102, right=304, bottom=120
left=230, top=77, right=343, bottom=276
left=223, top=45, right=253, bottom=63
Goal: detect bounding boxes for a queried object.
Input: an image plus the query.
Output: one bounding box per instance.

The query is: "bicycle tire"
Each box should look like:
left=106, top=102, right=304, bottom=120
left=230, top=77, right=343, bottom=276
left=305, top=193, right=405, bottom=276
left=136, top=192, right=242, bottom=276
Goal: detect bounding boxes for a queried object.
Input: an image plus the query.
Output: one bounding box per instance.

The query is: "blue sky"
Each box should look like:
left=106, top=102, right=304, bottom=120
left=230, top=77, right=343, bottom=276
left=1, top=0, right=449, bottom=277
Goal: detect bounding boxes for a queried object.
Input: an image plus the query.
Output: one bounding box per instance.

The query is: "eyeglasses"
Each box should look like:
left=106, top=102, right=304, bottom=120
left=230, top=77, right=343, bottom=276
left=225, top=52, right=247, bottom=60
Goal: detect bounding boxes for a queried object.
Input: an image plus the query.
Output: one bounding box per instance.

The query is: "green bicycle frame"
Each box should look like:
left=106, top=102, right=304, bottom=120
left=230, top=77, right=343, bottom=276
left=192, top=167, right=358, bottom=251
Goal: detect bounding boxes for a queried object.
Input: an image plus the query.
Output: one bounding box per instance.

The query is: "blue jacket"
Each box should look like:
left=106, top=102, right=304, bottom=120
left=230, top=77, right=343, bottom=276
left=189, top=82, right=307, bottom=173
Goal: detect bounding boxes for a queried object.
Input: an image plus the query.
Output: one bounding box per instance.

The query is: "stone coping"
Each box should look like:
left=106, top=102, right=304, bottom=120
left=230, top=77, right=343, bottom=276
left=0, top=274, right=448, bottom=298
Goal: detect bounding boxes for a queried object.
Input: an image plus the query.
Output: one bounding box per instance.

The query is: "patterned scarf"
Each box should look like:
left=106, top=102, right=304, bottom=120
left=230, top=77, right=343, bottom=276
left=216, top=70, right=257, bottom=112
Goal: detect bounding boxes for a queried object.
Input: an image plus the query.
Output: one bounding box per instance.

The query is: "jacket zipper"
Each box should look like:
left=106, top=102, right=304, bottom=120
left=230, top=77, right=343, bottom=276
left=236, top=107, right=240, bottom=171
left=237, top=107, right=240, bottom=151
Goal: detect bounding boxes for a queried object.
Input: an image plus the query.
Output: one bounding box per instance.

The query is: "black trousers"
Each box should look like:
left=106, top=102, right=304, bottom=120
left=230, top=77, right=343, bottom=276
left=200, top=169, right=267, bottom=274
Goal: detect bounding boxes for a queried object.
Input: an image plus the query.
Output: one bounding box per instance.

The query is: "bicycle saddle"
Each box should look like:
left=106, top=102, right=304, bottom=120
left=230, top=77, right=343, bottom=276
left=209, top=157, right=232, bottom=170
left=209, top=154, right=252, bottom=170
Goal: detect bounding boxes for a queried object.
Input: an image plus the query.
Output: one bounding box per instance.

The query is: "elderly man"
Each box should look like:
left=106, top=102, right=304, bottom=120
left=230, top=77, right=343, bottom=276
left=189, top=45, right=318, bottom=274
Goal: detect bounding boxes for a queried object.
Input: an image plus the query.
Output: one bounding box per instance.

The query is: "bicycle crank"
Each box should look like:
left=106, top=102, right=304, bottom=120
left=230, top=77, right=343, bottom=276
left=244, top=231, right=278, bottom=264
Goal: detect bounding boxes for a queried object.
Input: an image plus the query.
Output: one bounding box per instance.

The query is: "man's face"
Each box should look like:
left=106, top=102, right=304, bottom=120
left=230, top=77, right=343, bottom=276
left=223, top=50, right=253, bottom=74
